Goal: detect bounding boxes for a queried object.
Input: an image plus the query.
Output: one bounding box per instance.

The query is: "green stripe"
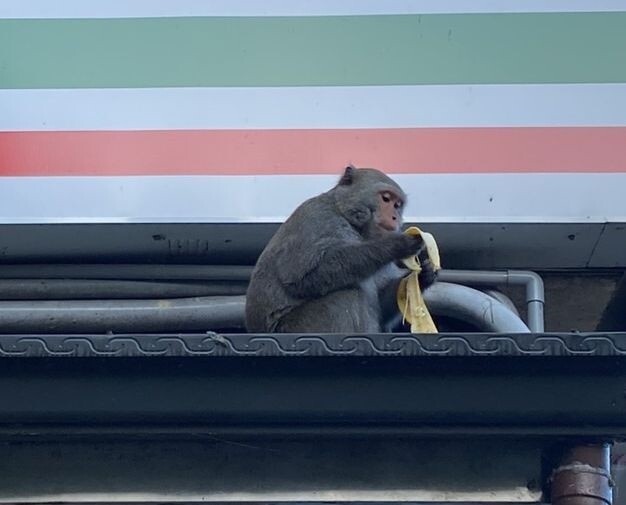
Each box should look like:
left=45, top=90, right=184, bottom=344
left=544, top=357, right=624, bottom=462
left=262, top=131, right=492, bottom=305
left=1, top=13, right=625, bottom=88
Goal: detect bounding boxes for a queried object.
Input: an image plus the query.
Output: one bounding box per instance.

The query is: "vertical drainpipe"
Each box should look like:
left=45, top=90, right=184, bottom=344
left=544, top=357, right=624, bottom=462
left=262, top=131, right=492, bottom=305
left=551, top=444, right=613, bottom=505
left=436, top=270, right=545, bottom=332
left=507, top=270, right=545, bottom=333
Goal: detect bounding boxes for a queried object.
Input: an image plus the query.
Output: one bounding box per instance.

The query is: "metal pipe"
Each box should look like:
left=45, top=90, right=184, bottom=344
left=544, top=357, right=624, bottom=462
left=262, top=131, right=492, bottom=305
left=0, top=268, right=539, bottom=333
left=0, top=264, right=254, bottom=281
left=0, top=279, right=248, bottom=300
left=436, top=269, right=545, bottom=332
left=0, top=266, right=545, bottom=330
left=551, top=444, right=613, bottom=505
left=423, top=282, right=530, bottom=333
left=0, top=283, right=528, bottom=333
left=0, top=296, right=246, bottom=333
left=481, top=289, right=520, bottom=317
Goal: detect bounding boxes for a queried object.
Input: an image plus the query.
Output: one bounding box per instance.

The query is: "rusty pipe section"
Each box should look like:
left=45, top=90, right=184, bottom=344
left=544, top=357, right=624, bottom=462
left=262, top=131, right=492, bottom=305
left=551, top=444, right=613, bottom=505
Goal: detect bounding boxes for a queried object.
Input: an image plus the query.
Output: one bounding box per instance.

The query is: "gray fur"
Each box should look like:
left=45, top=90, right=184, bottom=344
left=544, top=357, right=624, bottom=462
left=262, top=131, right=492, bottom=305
left=245, top=167, right=425, bottom=333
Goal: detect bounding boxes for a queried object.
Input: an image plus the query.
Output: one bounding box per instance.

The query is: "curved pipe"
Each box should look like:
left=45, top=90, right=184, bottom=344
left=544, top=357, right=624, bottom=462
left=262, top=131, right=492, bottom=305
left=437, top=270, right=544, bottom=332
left=423, top=282, right=530, bottom=333
left=482, top=289, right=520, bottom=317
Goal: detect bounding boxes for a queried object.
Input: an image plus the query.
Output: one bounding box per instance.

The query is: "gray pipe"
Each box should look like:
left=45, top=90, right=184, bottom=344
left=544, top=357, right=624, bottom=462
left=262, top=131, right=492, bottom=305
left=436, top=270, right=545, bottom=332
left=482, top=289, right=520, bottom=317
left=0, top=283, right=528, bottom=334
left=0, top=296, right=246, bottom=333
left=0, top=264, right=253, bottom=281
left=423, top=282, right=529, bottom=333
left=0, top=285, right=528, bottom=334
left=0, top=269, right=538, bottom=333
left=0, top=279, right=248, bottom=300
left=0, top=265, right=544, bottom=331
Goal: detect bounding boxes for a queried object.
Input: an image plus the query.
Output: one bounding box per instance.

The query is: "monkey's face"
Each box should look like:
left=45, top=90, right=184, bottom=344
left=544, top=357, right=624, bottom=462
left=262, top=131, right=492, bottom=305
left=375, top=189, right=404, bottom=232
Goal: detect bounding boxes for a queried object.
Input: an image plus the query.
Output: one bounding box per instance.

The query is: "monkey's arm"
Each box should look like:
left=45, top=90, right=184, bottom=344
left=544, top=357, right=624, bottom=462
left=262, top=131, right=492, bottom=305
left=376, top=263, right=406, bottom=330
left=279, top=234, right=422, bottom=299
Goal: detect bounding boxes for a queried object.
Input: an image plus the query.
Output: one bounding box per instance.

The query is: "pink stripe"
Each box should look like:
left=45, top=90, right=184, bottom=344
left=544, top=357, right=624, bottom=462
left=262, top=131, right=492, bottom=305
left=1, top=127, right=625, bottom=176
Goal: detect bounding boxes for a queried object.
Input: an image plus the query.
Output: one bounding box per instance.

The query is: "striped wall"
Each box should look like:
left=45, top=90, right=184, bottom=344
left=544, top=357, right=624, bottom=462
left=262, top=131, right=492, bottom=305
left=1, top=0, right=625, bottom=224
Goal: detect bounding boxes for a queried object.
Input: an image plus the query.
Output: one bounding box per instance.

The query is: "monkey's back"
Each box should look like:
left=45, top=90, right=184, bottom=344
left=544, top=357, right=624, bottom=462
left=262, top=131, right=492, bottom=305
left=245, top=192, right=383, bottom=333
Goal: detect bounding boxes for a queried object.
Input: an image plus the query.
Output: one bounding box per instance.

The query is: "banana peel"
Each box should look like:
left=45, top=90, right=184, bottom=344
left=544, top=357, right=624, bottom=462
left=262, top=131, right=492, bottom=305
left=396, top=227, right=441, bottom=333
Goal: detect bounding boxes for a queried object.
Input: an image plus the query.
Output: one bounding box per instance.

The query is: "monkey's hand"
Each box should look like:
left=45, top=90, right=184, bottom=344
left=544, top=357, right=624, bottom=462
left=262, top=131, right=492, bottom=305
left=390, top=233, right=426, bottom=260
left=418, top=256, right=437, bottom=289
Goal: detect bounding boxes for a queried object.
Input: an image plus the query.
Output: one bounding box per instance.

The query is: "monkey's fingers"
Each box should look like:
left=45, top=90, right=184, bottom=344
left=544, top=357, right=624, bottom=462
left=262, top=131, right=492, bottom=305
left=418, top=259, right=437, bottom=289
left=401, top=227, right=441, bottom=272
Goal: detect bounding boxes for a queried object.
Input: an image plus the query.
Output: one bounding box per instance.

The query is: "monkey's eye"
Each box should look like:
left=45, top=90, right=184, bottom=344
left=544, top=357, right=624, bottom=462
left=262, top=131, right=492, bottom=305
left=394, top=201, right=403, bottom=210
left=381, top=193, right=391, bottom=203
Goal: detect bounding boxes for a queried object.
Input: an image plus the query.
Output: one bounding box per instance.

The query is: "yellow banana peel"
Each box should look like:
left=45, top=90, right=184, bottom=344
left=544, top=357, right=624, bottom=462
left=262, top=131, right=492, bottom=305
left=396, top=226, right=441, bottom=333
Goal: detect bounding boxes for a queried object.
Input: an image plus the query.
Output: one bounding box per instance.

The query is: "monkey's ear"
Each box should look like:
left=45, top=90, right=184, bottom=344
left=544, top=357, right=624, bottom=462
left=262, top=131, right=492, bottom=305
left=339, top=165, right=355, bottom=186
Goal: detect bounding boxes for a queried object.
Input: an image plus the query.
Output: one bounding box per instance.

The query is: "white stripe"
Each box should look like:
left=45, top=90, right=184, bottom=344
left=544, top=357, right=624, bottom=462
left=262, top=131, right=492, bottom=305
left=1, top=0, right=625, bottom=18
left=1, top=174, right=624, bottom=224
left=2, top=84, right=626, bottom=132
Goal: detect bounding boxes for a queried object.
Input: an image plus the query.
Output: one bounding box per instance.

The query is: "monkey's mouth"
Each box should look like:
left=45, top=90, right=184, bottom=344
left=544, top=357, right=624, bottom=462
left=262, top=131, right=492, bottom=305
left=380, top=222, right=400, bottom=232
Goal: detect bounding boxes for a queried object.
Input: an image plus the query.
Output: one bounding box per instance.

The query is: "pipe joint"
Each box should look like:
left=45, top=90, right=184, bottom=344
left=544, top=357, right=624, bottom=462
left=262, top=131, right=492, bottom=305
left=551, top=444, right=613, bottom=505
left=436, top=269, right=545, bottom=332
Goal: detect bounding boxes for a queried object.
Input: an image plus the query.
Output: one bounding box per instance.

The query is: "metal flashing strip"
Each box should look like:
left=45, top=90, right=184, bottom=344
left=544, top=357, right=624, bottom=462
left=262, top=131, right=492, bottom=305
left=0, top=332, right=625, bottom=358
left=0, top=333, right=624, bottom=438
